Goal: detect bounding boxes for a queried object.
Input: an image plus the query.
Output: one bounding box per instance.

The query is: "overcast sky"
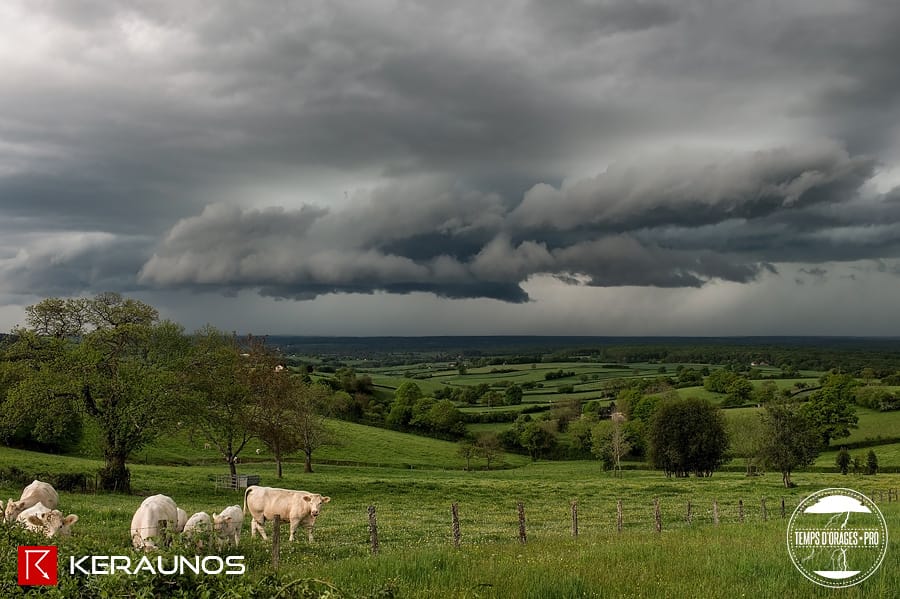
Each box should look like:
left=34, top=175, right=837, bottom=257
left=2, top=0, right=900, bottom=336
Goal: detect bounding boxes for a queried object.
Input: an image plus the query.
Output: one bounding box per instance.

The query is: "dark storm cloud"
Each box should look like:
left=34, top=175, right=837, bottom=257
left=139, top=145, right=900, bottom=301
left=3, top=0, right=900, bottom=317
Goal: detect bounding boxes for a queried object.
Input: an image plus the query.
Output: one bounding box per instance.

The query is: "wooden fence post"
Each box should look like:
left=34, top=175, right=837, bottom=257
left=451, top=503, right=460, bottom=548
left=272, top=515, right=281, bottom=570
left=761, top=498, right=767, bottom=522
left=654, top=497, right=661, bottom=533
left=686, top=501, right=692, bottom=525
left=713, top=500, right=719, bottom=526
left=739, top=499, right=744, bottom=523
left=781, top=497, right=785, bottom=519
left=571, top=500, right=578, bottom=538
left=616, top=499, right=623, bottom=533
left=517, top=502, right=527, bottom=544
left=368, top=505, right=379, bottom=555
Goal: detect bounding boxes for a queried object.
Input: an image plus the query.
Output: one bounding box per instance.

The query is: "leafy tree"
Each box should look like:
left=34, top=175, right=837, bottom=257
left=291, top=382, right=333, bottom=473
left=457, top=440, right=476, bottom=470
left=704, top=369, right=737, bottom=393
left=760, top=400, right=821, bottom=487
left=802, top=374, right=858, bottom=446
left=386, top=382, right=422, bottom=428
left=753, top=380, right=778, bottom=405
left=519, top=421, right=557, bottom=461
left=835, top=447, right=850, bottom=475
left=647, top=397, right=728, bottom=477
left=723, top=376, right=753, bottom=407
left=186, top=328, right=261, bottom=478
left=457, top=362, right=467, bottom=376
left=0, top=356, right=83, bottom=452
left=11, top=294, right=188, bottom=492
left=866, top=450, right=879, bottom=475
left=614, top=388, right=643, bottom=418
left=475, top=432, right=503, bottom=469
left=252, top=344, right=333, bottom=476
left=504, top=384, right=523, bottom=406
left=412, top=399, right=465, bottom=435
left=592, top=413, right=631, bottom=476
left=728, top=411, right=766, bottom=476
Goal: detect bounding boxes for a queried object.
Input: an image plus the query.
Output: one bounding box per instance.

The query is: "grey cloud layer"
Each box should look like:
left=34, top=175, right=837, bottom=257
left=3, top=0, right=900, bottom=319
left=139, top=145, right=899, bottom=302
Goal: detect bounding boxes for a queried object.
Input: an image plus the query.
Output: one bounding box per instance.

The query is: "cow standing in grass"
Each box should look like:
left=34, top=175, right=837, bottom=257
left=213, top=505, right=244, bottom=546
left=243, top=485, right=330, bottom=542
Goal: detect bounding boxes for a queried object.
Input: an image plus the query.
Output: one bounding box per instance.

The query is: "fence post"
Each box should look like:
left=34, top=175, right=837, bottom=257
left=571, top=500, right=578, bottom=538
left=713, top=501, right=719, bottom=526
left=616, top=499, right=623, bottom=533
left=368, top=505, right=379, bottom=555
left=451, top=503, right=460, bottom=548
left=739, top=499, right=744, bottom=523
left=761, top=498, right=767, bottom=522
left=272, top=515, right=281, bottom=570
left=654, top=497, right=661, bottom=533
left=686, top=501, right=692, bottom=525
left=781, top=497, right=786, bottom=519
left=517, top=502, right=527, bottom=544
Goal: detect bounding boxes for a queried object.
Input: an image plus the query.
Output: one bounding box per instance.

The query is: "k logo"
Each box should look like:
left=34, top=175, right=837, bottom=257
left=17, top=546, right=58, bottom=586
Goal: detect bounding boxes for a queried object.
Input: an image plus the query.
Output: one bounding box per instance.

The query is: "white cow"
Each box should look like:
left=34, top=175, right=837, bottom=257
left=130, top=494, right=179, bottom=551
left=243, top=485, right=331, bottom=542
left=181, top=511, right=213, bottom=550
left=212, top=505, right=243, bottom=546
left=5, top=480, right=59, bottom=523
left=17, top=502, right=78, bottom=538
left=182, top=511, right=212, bottom=535
left=176, top=508, right=188, bottom=533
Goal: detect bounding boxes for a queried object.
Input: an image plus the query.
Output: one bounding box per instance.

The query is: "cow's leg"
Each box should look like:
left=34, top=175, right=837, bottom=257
left=253, top=517, right=268, bottom=541
left=306, top=525, right=314, bottom=543
left=289, top=518, right=299, bottom=542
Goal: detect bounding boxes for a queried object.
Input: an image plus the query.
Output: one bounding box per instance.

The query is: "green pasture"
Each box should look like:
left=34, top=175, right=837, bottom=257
left=1, top=447, right=898, bottom=598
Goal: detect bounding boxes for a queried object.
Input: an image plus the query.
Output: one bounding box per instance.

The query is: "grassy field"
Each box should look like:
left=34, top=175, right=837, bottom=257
left=1, top=445, right=898, bottom=597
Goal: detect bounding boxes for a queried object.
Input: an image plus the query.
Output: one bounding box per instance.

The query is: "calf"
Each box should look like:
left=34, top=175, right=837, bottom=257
left=5, top=480, right=59, bottom=523
left=244, top=485, right=330, bottom=542
left=212, top=505, right=243, bottom=546
left=17, top=502, right=78, bottom=538
left=130, top=494, right=178, bottom=551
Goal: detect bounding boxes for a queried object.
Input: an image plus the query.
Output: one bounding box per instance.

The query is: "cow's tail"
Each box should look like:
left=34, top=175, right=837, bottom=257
left=242, top=485, right=254, bottom=516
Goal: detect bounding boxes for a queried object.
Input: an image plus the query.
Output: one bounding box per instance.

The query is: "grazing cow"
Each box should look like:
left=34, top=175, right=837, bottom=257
left=182, top=511, right=212, bottom=549
left=5, top=480, right=59, bottom=523
left=183, top=511, right=212, bottom=535
left=243, top=485, right=331, bottom=542
left=130, top=494, right=178, bottom=551
left=17, top=502, right=78, bottom=538
left=212, top=505, right=243, bottom=546
left=176, top=508, right=188, bottom=533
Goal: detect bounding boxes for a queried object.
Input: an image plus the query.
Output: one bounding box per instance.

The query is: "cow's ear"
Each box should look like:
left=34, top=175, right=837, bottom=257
left=28, top=515, right=43, bottom=527
left=64, top=514, right=79, bottom=526
left=224, top=516, right=232, bottom=523
left=303, top=495, right=312, bottom=502
left=321, top=496, right=331, bottom=503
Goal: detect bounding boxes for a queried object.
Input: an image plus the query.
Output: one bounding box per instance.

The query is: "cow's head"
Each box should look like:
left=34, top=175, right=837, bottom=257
left=5, top=499, right=26, bottom=523
left=212, top=512, right=230, bottom=528
left=27, top=511, right=78, bottom=538
left=303, top=494, right=331, bottom=517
